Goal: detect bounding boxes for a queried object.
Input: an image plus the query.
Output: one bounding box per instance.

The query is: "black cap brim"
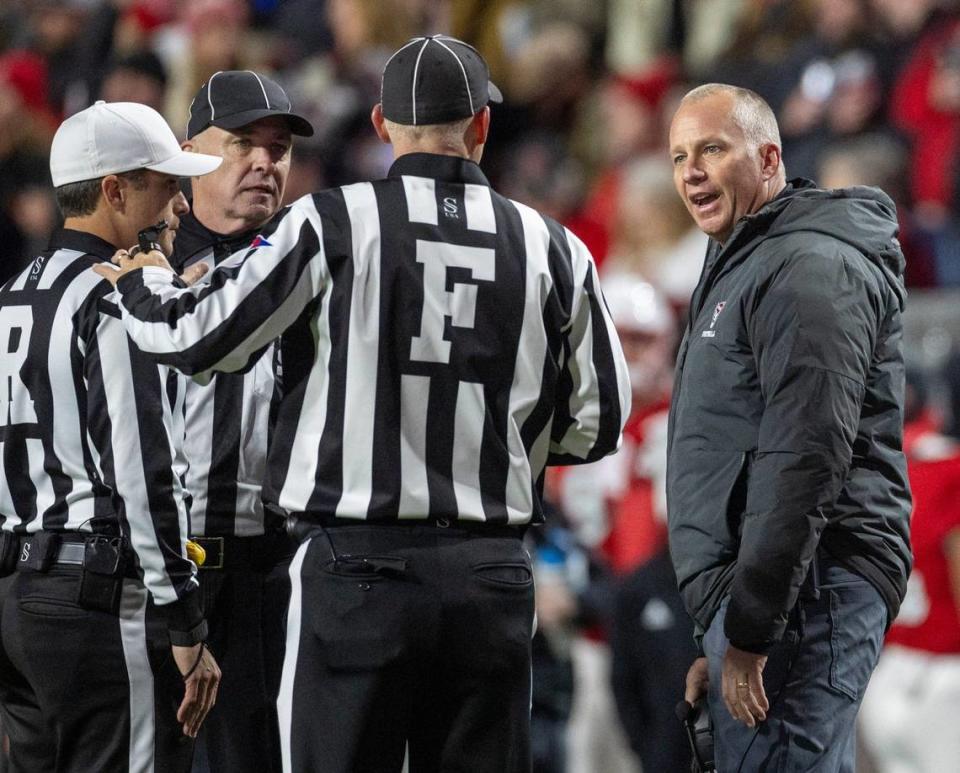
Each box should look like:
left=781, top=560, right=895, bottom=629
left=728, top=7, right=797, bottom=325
left=207, top=108, right=314, bottom=137
left=488, top=81, right=503, bottom=104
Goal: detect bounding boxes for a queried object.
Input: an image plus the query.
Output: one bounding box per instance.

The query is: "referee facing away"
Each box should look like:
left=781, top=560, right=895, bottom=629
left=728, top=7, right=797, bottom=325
left=97, top=36, right=631, bottom=773
left=0, top=101, right=222, bottom=772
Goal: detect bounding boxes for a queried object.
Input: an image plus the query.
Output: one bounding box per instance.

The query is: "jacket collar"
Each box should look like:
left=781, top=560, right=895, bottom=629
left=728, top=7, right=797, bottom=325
left=173, top=209, right=262, bottom=269
left=690, top=179, right=818, bottom=322
left=724, top=178, right=813, bottom=244
left=708, top=178, right=817, bottom=264
left=387, top=152, right=490, bottom=186
left=47, top=228, right=119, bottom=260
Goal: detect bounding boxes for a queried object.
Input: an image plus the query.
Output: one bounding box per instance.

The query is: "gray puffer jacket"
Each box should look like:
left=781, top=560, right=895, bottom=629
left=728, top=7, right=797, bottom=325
left=667, top=179, right=912, bottom=653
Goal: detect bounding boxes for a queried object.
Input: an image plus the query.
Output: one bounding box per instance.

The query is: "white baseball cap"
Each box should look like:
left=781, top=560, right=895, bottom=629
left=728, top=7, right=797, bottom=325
left=50, top=100, right=222, bottom=187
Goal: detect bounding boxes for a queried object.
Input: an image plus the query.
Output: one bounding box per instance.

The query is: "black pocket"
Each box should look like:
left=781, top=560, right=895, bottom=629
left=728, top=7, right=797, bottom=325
left=472, top=561, right=533, bottom=587
left=322, top=554, right=408, bottom=580
left=19, top=597, right=89, bottom=619
left=310, top=568, right=413, bottom=671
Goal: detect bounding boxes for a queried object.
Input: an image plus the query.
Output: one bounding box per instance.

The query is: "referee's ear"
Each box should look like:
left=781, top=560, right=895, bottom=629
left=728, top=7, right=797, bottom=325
left=472, top=106, right=490, bottom=147
left=101, top=174, right=125, bottom=213
left=371, top=103, right=391, bottom=144
left=468, top=106, right=491, bottom=163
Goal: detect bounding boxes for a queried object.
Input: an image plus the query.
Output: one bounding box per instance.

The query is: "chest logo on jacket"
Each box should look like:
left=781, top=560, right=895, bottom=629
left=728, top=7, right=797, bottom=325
left=702, top=301, right=726, bottom=338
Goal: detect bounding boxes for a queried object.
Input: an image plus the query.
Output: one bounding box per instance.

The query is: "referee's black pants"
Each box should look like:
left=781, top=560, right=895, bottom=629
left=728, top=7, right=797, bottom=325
left=0, top=568, right=193, bottom=773
left=279, top=523, right=536, bottom=773
left=191, top=533, right=293, bottom=773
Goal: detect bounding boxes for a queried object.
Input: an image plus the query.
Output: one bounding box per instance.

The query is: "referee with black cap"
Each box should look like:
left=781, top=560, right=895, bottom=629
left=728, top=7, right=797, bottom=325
left=98, top=35, right=631, bottom=773
left=173, top=70, right=313, bottom=773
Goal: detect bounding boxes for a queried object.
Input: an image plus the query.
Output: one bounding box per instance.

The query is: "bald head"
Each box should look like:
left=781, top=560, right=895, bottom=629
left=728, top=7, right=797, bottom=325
left=680, top=84, right=782, bottom=157
left=669, top=83, right=786, bottom=243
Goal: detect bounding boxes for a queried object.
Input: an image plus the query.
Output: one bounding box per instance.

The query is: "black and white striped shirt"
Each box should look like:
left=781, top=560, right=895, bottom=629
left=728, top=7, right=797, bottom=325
left=115, top=153, right=631, bottom=525
left=170, top=213, right=282, bottom=537
left=0, top=229, right=200, bottom=623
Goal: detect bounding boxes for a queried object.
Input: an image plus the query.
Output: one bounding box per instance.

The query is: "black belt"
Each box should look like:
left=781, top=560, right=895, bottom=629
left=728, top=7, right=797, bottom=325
left=192, top=531, right=295, bottom=571
left=23, top=541, right=85, bottom=566
left=15, top=532, right=130, bottom=574
left=289, top=514, right=527, bottom=542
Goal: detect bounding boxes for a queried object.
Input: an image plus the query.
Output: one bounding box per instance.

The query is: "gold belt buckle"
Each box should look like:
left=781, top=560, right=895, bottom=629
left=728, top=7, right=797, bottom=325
left=198, top=537, right=224, bottom=570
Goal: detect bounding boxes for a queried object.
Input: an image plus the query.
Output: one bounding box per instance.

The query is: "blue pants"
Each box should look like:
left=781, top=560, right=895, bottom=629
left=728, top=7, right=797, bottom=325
left=704, top=558, right=887, bottom=773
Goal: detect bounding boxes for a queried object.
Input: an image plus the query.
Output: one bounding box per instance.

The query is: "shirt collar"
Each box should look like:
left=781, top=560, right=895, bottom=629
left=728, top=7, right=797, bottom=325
left=172, top=208, right=271, bottom=270
left=47, top=228, right=119, bottom=260
left=387, top=152, right=490, bottom=186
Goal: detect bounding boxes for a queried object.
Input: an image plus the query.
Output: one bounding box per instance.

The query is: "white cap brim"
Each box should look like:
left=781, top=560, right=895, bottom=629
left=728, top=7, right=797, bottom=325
left=146, top=150, right=222, bottom=178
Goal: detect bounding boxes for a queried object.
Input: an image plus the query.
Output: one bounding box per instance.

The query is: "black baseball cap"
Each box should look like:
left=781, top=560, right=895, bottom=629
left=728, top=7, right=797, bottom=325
left=186, top=70, right=314, bottom=139
left=380, top=35, right=503, bottom=126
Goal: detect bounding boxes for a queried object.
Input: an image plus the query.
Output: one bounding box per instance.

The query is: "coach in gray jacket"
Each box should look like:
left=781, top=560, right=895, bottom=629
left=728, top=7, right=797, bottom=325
left=667, top=83, right=911, bottom=771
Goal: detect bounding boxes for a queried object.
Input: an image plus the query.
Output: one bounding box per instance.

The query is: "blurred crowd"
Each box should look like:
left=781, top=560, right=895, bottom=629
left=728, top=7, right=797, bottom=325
left=6, top=0, right=960, bottom=292
left=2, top=1, right=960, bottom=772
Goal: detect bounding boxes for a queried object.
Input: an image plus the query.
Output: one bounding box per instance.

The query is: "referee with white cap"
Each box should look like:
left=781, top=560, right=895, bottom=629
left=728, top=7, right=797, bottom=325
left=97, top=36, right=631, bottom=773
left=0, top=101, right=222, bottom=772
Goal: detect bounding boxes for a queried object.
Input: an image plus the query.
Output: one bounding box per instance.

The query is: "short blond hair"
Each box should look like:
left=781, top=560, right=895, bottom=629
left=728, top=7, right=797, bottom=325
left=681, top=83, right=781, bottom=151
left=383, top=116, right=474, bottom=148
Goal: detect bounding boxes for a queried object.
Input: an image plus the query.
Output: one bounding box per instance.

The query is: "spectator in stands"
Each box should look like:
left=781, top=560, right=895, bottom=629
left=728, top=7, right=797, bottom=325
left=818, top=133, right=938, bottom=287
left=610, top=540, right=697, bottom=773
left=0, top=51, right=58, bottom=284
left=72, top=0, right=173, bottom=112
left=709, top=0, right=816, bottom=106
left=279, top=0, right=420, bottom=186
left=601, top=156, right=706, bottom=305
left=15, top=0, right=88, bottom=118
left=98, top=51, right=168, bottom=113
left=557, top=278, right=677, bottom=773
left=890, top=14, right=960, bottom=224
left=162, top=0, right=252, bottom=128
left=559, top=278, right=675, bottom=564
left=526, top=511, right=593, bottom=773
left=780, top=48, right=887, bottom=179
left=871, top=0, right=949, bottom=89
left=573, top=64, right=678, bottom=266
left=508, top=22, right=593, bottom=136
left=890, top=12, right=960, bottom=285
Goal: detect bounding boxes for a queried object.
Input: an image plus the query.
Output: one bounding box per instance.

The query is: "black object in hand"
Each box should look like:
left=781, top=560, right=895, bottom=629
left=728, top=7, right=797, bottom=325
left=676, top=698, right=716, bottom=773
left=132, top=220, right=169, bottom=256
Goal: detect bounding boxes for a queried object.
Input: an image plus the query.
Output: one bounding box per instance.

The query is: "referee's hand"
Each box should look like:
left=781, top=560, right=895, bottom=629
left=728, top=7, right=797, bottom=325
left=172, top=643, right=221, bottom=737
left=93, top=248, right=209, bottom=286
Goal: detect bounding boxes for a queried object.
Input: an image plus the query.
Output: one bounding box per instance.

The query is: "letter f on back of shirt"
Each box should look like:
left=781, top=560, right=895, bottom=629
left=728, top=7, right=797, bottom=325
left=101, top=177, right=631, bottom=524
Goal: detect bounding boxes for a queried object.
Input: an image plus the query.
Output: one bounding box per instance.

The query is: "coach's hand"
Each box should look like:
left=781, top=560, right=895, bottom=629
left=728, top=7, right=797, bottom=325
left=172, top=642, right=221, bottom=737
left=722, top=644, right=769, bottom=728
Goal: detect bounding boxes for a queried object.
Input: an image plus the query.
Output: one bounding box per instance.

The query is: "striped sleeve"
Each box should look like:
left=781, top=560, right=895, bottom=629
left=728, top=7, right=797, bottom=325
left=114, top=196, right=331, bottom=377
left=547, top=227, right=631, bottom=465
left=85, top=298, right=200, bottom=628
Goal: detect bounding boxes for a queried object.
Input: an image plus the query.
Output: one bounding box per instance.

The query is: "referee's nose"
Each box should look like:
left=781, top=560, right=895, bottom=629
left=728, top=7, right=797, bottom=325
left=173, top=190, right=189, bottom=217
left=250, top=144, right=278, bottom=175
